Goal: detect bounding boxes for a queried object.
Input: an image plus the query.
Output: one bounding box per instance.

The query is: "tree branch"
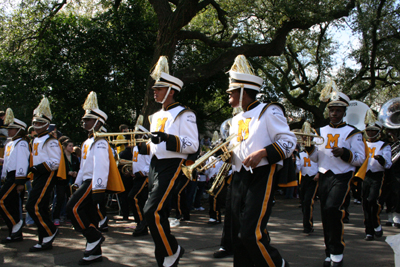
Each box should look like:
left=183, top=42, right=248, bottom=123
left=176, top=0, right=356, bottom=83
left=177, top=30, right=238, bottom=47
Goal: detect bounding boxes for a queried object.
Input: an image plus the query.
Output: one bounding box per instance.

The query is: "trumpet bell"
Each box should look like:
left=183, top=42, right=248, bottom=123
left=343, top=100, right=370, bottom=130
left=378, top=97, right=400, bottom=129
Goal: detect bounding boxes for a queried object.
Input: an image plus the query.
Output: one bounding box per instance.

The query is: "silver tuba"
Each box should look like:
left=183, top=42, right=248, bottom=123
left=378, top=97, right=400, bottom=129
left=343, top=100, right=370, bottom=130
left=378, top=97, right=400, bottom=163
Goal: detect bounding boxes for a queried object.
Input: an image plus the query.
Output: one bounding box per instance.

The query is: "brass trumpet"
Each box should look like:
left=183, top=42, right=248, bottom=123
left=181, top=133, right=237, bottom=181
left=94, top=130, right=151, bottom=147
left=206, top=162, right=231, bottom=196
left=294, top=132, right=324, bottom=147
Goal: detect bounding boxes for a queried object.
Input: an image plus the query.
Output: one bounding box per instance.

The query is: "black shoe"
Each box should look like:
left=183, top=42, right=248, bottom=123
left=342, top=217, right=349, bottom=223
left=207, top=219, right=221, bottom=225
left=1, top=234, right=23, bottom=244
left=84, top=236, right=105, bottom=257
left=365, top=234, right=374, bottom=241
left=99, top=217, right=109, bottom=232
left=323, top=259, right=331, bottom=267
left=171, top=246, right=185, bottom=267
left=78, top=256, right=103, bottom=265
left=375, top=228, right=383, bottom=238
left=132, top=228, right=149, bottom=237
left=29, top=229, right=58, bottom=252
left=283, top=259, right=290, bottom=267
left=29, top=243, right=53, bottom=252
left=10, top=223, right=23, bottom=238
left=179, top=216, right=190, bottom=222
left=213, top=249, right=232, bottom=258
left=303, top=228, right=314, bottom=234
left=385, top=221, right=393, bottom=226
left=331, top=259, right=343, bottom=267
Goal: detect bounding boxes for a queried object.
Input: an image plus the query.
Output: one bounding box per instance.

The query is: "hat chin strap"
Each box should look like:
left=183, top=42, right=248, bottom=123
left=365, top=130, right=381, bottom=140
left=88, top=119, right=100, bottom=132
left=8, top=128, right=22, bottom=139
left=160, top=87, right=172, bottom=105
left=236, top=86, right=244, bottom=113
left=33, top=121, right=49, bottom=131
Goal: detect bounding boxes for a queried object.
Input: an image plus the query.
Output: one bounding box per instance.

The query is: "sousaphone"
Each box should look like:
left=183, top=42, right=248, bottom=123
left=343, top=100, right=370, bottom=130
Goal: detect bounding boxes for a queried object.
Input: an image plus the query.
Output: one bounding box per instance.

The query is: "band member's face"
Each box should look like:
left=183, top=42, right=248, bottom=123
left=7, top=128, right=18, bottom=137
left=228, top=89, right=240, bottom=108
left=366, top=130, right=379, bottom=139
left=82, top=118, right=97, bottom=131
left=153, top=87, right=168, bottom=103
left=32, top=121, right=47, bottom=134
left=328, top=106, right=346, bottom=125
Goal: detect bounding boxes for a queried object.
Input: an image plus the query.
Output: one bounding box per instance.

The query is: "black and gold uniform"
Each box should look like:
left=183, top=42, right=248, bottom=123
left=0, top=108, right=29, bottom=243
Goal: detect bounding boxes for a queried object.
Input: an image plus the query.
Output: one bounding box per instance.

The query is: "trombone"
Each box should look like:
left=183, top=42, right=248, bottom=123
left=181, top=133, right=237, bottom=181
left=94, top=130, right=151, bottom=147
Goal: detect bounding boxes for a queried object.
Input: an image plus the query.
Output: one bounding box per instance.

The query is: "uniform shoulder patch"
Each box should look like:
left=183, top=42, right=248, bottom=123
left=346, top=127, right=362, bottom=140
left=259, top=102, right=286, bottom=120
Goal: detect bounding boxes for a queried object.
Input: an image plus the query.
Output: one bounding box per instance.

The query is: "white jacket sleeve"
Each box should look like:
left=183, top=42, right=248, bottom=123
left=45, top=139, right=61, bottom=171
left=343, top=132, right=366, bottom=167
left=165, top=111, right=199, bottom=155
left=92, top=140, right=110, bottom=192
left=15, top=140, right=30, bottom=179
left=264, top=105, right=297, bottom=164
left=382, top=144, right=392, bottom=169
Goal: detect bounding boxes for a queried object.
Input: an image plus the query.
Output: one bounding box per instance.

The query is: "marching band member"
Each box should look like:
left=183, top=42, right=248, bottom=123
left=129, top=125, right=151, bottom=236
left=296, top=122, right=319, bottom=235
left=143, top=56, right=199, bottom=267
left=66, top=91, right=124, bottom=265
left=25, top=97, right=66, bottom=252
left=306, top=82, right=366, bottom=267
left=363, top=110, right=391, bottom=240
left=0, top=108, right=29, bottom=244
left=227, top=55, right=295, bottom=267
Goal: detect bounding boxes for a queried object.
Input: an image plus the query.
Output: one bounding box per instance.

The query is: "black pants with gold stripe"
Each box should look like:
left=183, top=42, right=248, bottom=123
left=0, top=173, right=20, bottom=236
left=66, top=179, right=103, bottom=243
left=209, top=178, right=227, bottom=222
left=231, top=165, right=283, bottom=267
left=362, top=170, right=384, bottom=235
left=300, top=174, right=318, bottom=231
left=319, top=170, right=353, bottom=257
left=128, top=175, right=148, bottom=224
left=26, top=171, right=57, bottom=243
left=144, top=157, right=184, bottom=267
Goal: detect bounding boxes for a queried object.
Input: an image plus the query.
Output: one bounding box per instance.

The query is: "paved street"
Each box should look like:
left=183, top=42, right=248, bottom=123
left=0, top=195, right=397, bottom=266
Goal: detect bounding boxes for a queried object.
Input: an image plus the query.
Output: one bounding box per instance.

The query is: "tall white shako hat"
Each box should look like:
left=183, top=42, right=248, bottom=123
left=4, top=108, right=27, bottom=130
left=364, top=109, right=382, bottom=131
left=150, top=56, right=183, bottom=104
left=32, top=97, right=52, bottom=130
left=319, top=80, right=350, bottom=108
left=226, top=55, right=263, bottom=110
left=82, top=91, right=108, bottom=125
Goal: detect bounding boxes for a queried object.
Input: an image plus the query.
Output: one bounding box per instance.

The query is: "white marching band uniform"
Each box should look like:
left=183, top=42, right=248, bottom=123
left=308, top=125, right=366, bottom=173
left=74, top=137, right=110, bottom=192
left=229, top=102, right=296, bottom=171
left=150, top=105, right=198, bottom=159
left=1, top=138, right=29, bottom=180
left=366, top=141, right=392, bottom=172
